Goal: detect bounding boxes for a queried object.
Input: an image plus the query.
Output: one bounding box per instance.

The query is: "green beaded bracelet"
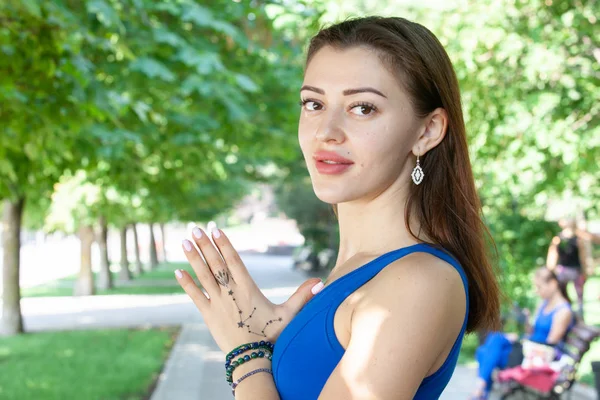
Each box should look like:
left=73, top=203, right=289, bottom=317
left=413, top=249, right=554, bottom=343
left=225, top=350, right=273, bottom=384
left=226, top=341, right=274, bottom=362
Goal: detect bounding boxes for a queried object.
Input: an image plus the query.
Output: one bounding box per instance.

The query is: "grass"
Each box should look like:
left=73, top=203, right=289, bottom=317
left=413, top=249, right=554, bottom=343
left=22, top=285, right=187, bottom=297
left=140, top=263, right=188, bottom=280
left=0, top=327, right=179, bottom=400
left=52, top=262, right=188, bottom=282
left=22, top=263, right=190, bottom=298
left=458, top=274, right=600, bottom=388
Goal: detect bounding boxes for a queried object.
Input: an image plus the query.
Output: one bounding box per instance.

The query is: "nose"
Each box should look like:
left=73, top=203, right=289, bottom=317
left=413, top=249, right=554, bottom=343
left=315, top=109, right=345, bottom=143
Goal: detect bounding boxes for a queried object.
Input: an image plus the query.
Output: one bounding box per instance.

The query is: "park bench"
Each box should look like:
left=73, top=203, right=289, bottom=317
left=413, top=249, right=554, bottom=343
left=498, top=322, right=600, bottom=399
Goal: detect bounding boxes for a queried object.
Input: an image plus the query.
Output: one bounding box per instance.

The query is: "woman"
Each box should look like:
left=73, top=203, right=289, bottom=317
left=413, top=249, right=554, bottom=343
left=470, top=267, right=574, bottom=399
left=175, top=16, right=500, bottom=399
left=547, top=218, right=587, bottom=318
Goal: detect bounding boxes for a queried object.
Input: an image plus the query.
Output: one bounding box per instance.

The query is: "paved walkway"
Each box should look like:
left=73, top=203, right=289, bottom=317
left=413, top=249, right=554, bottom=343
left=17, top=254, right=597, bottom=399
left=150, top=323, right=597, bottom=400
left=150, top=323, right=488, bottom=400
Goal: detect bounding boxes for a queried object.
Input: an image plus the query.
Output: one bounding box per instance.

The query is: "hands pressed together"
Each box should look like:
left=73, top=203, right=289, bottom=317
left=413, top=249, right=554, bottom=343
left=175, top=226, right=323, bottom=355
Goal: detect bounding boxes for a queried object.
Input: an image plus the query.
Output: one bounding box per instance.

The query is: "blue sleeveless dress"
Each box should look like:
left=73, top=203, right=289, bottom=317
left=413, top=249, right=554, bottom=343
left=529, top=301, right=573, bottom=344
left=272, top=243, right=469, bottom=399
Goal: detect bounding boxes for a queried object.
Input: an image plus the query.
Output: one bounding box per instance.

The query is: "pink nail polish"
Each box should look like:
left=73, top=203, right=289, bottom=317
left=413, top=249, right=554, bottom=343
left=192, top=227, right=202, bottom=239
left=182, top=240, right=192, bottom=252
left=175, top=269, right=183, bottom=279
left=212, top=228, right=221, bottom=239
left=311, top=282, right=324, bottom=295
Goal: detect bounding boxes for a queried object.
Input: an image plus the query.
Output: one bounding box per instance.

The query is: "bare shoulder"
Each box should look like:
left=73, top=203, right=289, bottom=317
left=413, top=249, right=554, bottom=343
left=328, top=249, right=468, bottom=396
left=353, top=249, right=467, bottom=349
left=553, top=306, right=573, bottom=321
left=363, top=250, right=466, bottom=303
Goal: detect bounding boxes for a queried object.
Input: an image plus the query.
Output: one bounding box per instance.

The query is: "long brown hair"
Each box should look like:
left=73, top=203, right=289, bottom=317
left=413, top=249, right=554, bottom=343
left=306, top=16, right=501, bottom=333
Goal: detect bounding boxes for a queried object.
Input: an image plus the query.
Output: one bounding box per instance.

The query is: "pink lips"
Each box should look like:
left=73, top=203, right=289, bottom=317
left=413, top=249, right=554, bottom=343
left=313, top=150, right=354, bottom=175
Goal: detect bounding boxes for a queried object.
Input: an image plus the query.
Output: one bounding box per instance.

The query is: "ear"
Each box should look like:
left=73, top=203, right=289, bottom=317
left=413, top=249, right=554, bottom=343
left=412, top=107, right=448, bottom=156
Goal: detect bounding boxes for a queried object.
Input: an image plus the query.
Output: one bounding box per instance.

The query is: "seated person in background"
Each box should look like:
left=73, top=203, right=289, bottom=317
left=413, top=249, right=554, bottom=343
left=470, top=267, right=574, bottom=399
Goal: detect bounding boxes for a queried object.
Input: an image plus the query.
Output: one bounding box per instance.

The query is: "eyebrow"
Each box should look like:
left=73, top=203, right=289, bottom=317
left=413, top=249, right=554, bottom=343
left=300, top=85, right=387, bottom=99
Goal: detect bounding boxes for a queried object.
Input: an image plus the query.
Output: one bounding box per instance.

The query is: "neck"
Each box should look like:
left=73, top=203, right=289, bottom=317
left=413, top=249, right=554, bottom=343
left=333, top=178, right=421, bottom=269
left=546, top=292, right=566, bottom=307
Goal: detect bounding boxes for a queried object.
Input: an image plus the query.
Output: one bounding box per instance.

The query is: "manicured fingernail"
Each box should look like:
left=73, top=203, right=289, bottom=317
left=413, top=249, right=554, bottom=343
left=175, top=269, right=183, bottom=279
left=192, top=227, right=202, bottom=239
left=182, top=239, right=192, bottom=252
left=311, top=281, right=324, bottom=295
left=212, top=228, right=221, bottom=239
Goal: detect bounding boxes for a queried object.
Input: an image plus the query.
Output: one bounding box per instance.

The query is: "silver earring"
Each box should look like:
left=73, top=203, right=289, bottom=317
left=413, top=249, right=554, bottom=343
left=411, top=154, right=424, bottom=185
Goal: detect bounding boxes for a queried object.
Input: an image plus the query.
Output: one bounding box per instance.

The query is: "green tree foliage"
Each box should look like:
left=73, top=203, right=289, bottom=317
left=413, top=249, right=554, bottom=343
left=0, top=1, right=99, bottom=202
left=282, top=0, right=598, bottom=306
left=0, top=0, right=321, bottom=335
left=433, top=0, right=599, bottom=304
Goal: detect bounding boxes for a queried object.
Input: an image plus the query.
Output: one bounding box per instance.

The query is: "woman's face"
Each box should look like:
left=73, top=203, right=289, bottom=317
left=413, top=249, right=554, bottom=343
left=298, top=46, right=422, bottom=205
left=534, top=274, right=556, bottom=300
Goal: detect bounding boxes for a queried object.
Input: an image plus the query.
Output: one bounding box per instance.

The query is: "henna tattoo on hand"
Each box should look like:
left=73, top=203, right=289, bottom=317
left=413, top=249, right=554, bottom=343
left=215, top=269, right=234, bottom=287
left=227, top=288, right=282, bottom=337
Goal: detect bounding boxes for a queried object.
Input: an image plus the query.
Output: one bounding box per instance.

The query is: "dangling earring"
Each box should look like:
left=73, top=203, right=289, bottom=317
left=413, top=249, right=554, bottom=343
left=411, top=153, right=424, bottom=185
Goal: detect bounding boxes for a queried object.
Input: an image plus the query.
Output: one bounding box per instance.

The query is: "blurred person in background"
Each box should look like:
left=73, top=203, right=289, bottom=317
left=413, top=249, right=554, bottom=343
left=470, top=267, right=574, bottom=400
left=547, top=218, right=588, bottom=319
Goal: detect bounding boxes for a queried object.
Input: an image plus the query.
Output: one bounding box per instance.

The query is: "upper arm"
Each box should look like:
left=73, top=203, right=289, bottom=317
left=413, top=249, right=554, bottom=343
left=317, top=254, right=466, bottom=400
left=547, top=236, right=560, bottom=266
left=546, top=308, right=573, bottom=344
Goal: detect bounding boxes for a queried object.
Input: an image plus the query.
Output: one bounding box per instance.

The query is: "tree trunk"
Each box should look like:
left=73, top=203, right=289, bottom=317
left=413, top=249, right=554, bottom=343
left=132, top=223, right=143, bottom=275
left=119, top=225, right=131, bottom=281
left=97, top=216, right=112, bottom=290
left=1, top=197, right=25, bottom=336
left=159, top=222, right=167, bottom=263
left=74, top=225, right=95, bottom=296
left=149, top=223, right=158, bottom=270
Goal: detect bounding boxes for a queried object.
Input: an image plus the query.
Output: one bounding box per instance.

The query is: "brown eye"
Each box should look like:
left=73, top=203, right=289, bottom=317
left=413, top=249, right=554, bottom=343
left=302, top=100, right=323, bottom=111
left=350, top=103, right=377, bottom=116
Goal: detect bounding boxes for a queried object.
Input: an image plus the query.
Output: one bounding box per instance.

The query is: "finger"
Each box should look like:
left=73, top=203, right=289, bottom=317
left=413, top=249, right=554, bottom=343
left=191, top=226, right=233, bottom=289
left=283, top=278, right=323, bottom=314
left=175, top=268, right=209, bottom=312
left=209, top=227, right=254, bottom=286
left=182, top=238, right=220, bottom=295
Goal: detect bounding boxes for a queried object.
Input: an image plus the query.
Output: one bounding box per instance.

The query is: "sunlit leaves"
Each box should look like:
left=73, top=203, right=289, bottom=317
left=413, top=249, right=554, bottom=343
left=87, top=0, right=123, bottom=31
left=235, top=74, right=259, bottom=92
left=129, top=57, right=176, bottom=81
left=153, top=29, right=186, bottom=48
left=1, top=0, right=322, bottom=231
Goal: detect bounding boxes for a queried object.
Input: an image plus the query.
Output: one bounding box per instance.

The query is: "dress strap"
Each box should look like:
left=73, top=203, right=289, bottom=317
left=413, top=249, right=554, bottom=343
left=552, top=302, right=571, bottom=313
left=324, top=243, right=468, bottom=308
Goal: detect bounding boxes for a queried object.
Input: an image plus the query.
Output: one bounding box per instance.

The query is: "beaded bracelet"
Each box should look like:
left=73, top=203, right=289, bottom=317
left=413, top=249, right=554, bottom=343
left=225, top=349, right=273, bottom=384
left=231, top=368, right=273, bottom=396
left=226, top=341, right=274, bottom=362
